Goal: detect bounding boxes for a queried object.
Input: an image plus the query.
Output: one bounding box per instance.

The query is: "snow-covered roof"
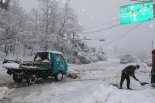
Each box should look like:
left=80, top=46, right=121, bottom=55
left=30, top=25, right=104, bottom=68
left=37, top=51, right=62, bottom=55
left=50, top=51, right=62, bottom=55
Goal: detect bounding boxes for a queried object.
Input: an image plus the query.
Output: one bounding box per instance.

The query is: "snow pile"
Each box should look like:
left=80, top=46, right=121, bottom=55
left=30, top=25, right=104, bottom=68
left=2, top=63, right=20, bottom=69
left=12, top=83, right=155, bottom=103
left=82, top=85, right=155, bottom=103
left=0, top=87, right=13, bottom=100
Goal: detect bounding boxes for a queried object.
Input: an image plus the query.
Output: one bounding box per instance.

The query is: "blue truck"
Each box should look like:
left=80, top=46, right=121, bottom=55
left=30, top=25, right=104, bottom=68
left=3, top=51, right=68, bottom=84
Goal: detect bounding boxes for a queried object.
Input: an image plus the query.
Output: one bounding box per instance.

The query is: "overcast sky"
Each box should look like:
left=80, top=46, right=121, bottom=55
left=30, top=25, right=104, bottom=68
left=19, top=0, right=155, bottom=56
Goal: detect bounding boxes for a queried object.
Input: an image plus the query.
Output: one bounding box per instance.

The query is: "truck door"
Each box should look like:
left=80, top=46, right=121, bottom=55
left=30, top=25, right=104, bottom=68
left=54, top=54, right=67, bottom=73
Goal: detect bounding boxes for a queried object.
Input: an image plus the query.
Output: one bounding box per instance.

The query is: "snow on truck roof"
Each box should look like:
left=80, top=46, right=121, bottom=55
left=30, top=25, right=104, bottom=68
left=37, top=51, right=62, bottom=55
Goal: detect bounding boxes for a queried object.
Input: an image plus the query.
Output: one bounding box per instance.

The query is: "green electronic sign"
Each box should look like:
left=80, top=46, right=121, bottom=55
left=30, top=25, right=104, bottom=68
left=120, top=1, right=153, bottom=24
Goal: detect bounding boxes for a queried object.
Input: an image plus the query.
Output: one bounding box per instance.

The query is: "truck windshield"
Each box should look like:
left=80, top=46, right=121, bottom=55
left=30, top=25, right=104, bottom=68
left=34, top=52, right=49, bottom=61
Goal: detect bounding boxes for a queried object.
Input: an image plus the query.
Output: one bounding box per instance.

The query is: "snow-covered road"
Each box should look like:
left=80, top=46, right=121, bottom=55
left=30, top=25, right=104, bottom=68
left=0, top=58, right=154, bottom=103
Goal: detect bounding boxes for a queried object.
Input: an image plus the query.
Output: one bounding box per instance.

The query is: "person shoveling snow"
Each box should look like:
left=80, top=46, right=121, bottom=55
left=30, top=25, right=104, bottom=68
left=120, top=65, right=141, bottom=90
left=110, top=64, right=149, bottom=90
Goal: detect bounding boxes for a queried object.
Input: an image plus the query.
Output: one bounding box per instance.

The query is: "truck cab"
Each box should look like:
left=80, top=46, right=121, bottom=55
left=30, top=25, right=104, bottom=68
left=32, top=51, right=68, bottom=74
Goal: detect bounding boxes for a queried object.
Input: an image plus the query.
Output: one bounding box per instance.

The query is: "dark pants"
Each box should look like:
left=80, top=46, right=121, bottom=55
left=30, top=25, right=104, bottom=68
left=120, top=72, right=130, bottom=89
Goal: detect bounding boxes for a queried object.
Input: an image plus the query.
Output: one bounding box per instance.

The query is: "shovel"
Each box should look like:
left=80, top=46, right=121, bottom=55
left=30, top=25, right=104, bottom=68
left=138, top=80, right=149, bottom=86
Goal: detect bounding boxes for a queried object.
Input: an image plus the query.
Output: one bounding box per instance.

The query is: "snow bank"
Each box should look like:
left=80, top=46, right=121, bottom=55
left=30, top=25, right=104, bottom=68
left=0, top=87, right=13, bottom=100
left=2, top=63, right=20, bottom=69
left=82, top=85, right=155, bottom=103
left=12, top=83, right=155, bottom=103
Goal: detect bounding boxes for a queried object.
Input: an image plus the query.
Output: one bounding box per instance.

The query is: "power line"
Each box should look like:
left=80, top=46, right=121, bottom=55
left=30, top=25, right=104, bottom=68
left=102, top=23, right=143, bottom=46
left=84, top=18, right=120, bottom=31
left=83, top=23, right=121, bottom=34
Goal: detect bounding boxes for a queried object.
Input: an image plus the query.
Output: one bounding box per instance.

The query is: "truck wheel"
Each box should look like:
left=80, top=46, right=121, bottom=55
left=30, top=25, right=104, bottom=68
left=27, top=74, right=37, bottom=84
left=55, top=72, right=63, bottom=81
left=13, top=74, right=23, bottom=83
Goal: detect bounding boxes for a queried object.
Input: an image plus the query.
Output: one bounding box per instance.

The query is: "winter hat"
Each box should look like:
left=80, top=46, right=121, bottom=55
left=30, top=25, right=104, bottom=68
left=136, top=65, right=140, bottom=69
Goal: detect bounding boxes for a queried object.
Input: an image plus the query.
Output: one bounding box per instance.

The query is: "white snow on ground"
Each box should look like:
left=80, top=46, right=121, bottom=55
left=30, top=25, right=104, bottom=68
left=0, top=87, right=13, bottom=100
left=0, top=58, right=155, bottom=103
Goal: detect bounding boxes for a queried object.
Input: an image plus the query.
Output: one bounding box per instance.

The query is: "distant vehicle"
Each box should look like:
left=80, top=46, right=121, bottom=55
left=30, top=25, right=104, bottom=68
left=3, top=51, right=68, bottom=84
left=120, top=55, right=137, bottom=64
left=120, top=58, right=129, bottom=64
left=142, top=58, right=152, bottom=67
left=131, top=58, right=137, bottom=62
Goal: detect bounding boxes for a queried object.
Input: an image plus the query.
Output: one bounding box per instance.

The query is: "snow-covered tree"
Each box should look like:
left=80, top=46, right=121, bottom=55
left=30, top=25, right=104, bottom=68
left=0, top=0, right=106, bottom=64
left=31, top=0, right=82, bottom=54
left=0, top=0, right=27, bottom=55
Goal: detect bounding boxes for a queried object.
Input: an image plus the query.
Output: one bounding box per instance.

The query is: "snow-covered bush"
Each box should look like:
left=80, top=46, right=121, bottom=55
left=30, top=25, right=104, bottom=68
left=71, top=48, right=107, bottom=64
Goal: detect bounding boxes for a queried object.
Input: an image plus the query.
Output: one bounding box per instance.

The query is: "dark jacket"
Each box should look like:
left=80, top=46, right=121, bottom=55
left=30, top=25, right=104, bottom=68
left=122, top=65, right=138, bottom=80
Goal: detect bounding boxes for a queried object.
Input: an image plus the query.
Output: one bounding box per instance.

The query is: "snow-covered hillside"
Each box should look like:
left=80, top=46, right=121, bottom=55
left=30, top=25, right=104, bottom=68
left=0, top=58, right=154, bottom=103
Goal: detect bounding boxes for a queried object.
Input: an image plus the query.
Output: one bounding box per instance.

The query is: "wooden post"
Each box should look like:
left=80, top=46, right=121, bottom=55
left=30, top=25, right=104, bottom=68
left=151, top=49, right=155, bottom=87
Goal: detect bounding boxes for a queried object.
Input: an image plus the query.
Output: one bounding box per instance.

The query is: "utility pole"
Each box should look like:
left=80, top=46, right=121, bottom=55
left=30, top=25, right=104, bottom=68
left=73, top=32, right=75, bottom=44
left=72, top=31, right=77, bottom=51
left=152, top=40, right=154, bottom=49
